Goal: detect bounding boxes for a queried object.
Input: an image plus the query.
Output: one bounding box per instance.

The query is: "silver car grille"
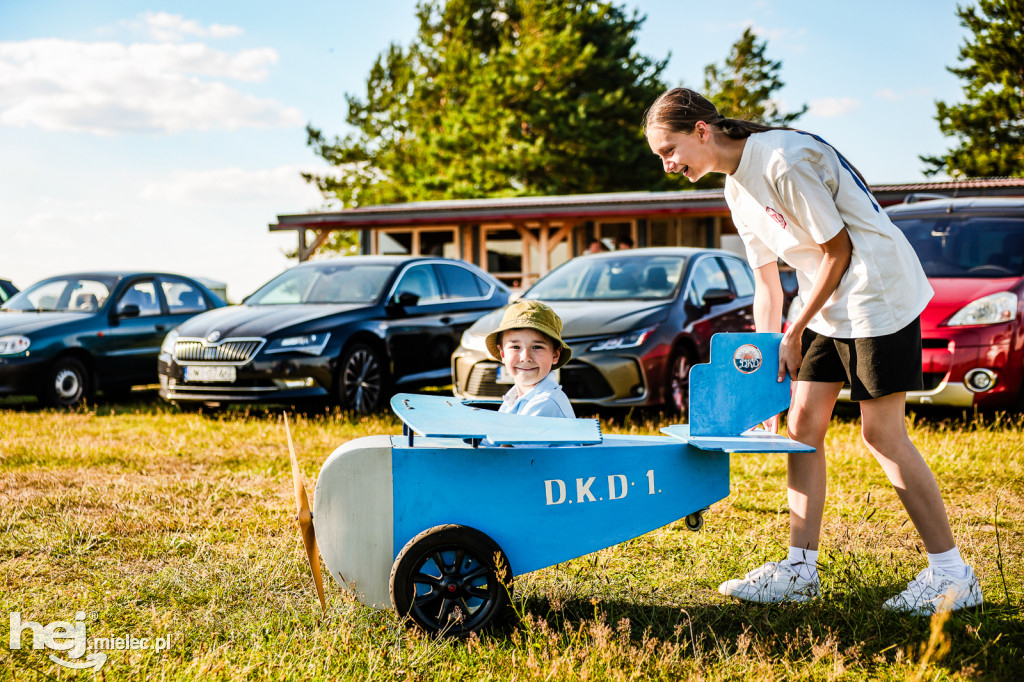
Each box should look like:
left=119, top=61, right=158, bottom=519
left=174, top=338, right=265, bottom=365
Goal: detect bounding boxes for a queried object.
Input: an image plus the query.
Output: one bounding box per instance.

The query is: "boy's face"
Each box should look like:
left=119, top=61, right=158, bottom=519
left=499, top=328, right=560, bottom=395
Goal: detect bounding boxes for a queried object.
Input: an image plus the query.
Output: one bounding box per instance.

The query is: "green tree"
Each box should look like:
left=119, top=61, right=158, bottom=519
left=689, top=27, right=806, bottom=189
left=702, top=27, right=807, bottom=127
left=305, top=0, right=670, bottom=214
left=923, top=0, right=1024, bottom=177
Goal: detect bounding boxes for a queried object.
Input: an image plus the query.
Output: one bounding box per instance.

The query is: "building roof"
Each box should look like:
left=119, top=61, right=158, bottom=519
left=271, top=178, right=1024, bottom=232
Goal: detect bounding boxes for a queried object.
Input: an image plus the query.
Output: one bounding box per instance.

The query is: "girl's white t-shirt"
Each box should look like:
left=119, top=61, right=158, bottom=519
left=725, top=129, right=932, bottom=338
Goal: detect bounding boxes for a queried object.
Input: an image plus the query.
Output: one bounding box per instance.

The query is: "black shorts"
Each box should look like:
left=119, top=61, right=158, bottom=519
left=798, top=318, right=923, bottom=401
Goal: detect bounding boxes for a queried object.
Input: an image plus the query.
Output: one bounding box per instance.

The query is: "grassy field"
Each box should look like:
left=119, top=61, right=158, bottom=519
left=1, top=395, right=1022, bottom=680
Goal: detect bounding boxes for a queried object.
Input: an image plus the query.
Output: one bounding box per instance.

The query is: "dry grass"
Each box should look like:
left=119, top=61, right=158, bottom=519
left=1, top=396, right=1022, bottom=680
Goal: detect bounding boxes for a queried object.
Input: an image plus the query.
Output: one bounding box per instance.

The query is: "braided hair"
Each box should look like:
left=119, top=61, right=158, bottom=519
left=643, top=87, right=785, bottom=139
left=643, top=87, right=869, bottom=185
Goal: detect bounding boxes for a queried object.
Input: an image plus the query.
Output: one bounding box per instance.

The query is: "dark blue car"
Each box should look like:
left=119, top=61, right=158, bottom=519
left=158, top=256, right=510, bottom=413
left=0, top=278, right=17, bottom=305
left=0, top=272, right=225, bottom=407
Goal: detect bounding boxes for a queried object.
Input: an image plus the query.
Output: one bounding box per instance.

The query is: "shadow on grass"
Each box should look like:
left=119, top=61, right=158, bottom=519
left=507, top=592, right=1023, bottom=676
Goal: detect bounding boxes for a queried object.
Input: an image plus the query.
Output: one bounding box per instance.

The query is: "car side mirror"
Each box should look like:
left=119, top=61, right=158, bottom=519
left=393, top=291, right=420, bottom=307
left=117, top=303, right=141, bottom=319
left=702, top=288, right=736, bottom=307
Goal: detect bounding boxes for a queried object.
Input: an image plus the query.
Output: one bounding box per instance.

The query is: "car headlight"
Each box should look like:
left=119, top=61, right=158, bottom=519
left=160, top=329, right=179, bottom=356
left=945, top=292, right=1018, bottom=326
left=0, top=335, right=30, bottom=355
left=588, top=326, right=657, bottom=352
left=265, top=332, right=331, bottom=355
left=459, top=328, right=488, bottom=353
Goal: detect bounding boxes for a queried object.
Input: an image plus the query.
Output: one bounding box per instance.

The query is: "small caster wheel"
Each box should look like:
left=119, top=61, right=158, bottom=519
left=684, top=512, right=704, bottom=532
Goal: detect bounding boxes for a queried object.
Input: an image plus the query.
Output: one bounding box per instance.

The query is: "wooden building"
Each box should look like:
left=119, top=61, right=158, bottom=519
left=270, top=178, right=1024, bottom=288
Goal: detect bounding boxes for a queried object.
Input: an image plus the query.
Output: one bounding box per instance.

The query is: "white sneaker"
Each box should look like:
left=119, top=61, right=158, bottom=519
left=883, top=566, right=983, bottom=615
left=718, top=560, right=820, bottom=603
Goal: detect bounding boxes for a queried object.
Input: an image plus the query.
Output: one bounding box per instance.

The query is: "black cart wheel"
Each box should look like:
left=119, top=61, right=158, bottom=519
left=390, top=525, right=512, bottom=636
left=666, top=347, right=693, bottom=418
left=684, top=511, right=704, bottom=532
left=336, top=343, right=385, bottom=413
left=39, top=357, right=90, bottom=408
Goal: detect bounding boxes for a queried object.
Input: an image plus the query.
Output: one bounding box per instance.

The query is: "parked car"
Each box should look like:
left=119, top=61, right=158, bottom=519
left=158, top=256, right=511, bottom=413
left=0, top=278, right=17, bottom=305
left=451, top=247, right=756, bottom=415
left=0, top=271, right=225, bottom=407
left=883, top=197, right=1024, bottom=410
left=788, top=197, right=1024, bottom=410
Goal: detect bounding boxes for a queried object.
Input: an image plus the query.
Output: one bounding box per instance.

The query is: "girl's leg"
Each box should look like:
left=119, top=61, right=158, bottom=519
left=786, top=380, right=844, bottom=551
left=858, top=392, right=955, bottom=553
left=717, top=379, right=841, bottom=603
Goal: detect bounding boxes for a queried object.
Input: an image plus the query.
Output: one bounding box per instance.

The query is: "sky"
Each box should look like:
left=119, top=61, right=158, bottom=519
left=0, top=1, right=968, bottom=301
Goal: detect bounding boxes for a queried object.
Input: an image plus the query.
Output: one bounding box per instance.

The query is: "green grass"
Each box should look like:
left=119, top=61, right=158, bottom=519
left=1, top=396, right=1022, bottom=680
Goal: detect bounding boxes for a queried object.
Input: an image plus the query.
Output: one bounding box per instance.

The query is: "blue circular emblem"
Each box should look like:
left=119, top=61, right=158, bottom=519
left=733, top=344, right=762, bottom=374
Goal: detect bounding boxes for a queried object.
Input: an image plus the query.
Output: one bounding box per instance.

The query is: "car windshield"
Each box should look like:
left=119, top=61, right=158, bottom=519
left=246, top=262, right=396, bottom=305
left=525, top=254, right=686, bottom=300
left=894, top=216, right=1024, bottom=278
left=1, top=277, right=114, bottom=312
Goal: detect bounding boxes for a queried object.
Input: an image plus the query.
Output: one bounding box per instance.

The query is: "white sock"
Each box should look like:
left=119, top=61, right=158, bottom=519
left=787, top=546, right=819, bottom=581
left=927, top=547, right=970, bottom=579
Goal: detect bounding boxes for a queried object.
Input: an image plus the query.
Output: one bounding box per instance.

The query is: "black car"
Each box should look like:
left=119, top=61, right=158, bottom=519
left=452, top=247, right=756, bottom=415
left=0, top=272, right=225, bottom=407
left=158, top=256, right=511, bottom=413
left=0, top=278, right=17, bottom=305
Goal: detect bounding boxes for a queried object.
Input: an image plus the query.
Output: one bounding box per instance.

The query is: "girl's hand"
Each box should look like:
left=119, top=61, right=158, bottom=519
left=777, top=331, right=803, bottom=382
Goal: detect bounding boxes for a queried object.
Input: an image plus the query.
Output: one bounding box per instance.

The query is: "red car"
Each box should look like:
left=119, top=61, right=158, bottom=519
left=816, top=197, right=1024, bottom=410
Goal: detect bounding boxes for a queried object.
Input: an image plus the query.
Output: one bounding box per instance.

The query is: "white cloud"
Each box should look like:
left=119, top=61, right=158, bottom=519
left=875, top=87, right=932, bottom=102
left=138, top=11, right=244, bottom=42
left=0, top=38, right=303, bottom=135
left=141, top=165, right=327, bottom=207
left=808, top=97, right=861, bottom=118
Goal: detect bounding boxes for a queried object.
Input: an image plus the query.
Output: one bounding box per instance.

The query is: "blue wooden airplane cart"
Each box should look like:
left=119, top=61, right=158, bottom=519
left=287, top=333, right=813, bottom=635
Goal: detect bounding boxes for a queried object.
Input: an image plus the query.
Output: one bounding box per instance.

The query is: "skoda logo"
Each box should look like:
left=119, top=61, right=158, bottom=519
left=733, top=344, right=762, bottom=374
left=206, top=331, right=221, bottom=344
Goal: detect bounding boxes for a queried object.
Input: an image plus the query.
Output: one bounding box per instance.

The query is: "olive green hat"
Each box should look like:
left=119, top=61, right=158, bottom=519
left=485, top=300, right=572, bottom=370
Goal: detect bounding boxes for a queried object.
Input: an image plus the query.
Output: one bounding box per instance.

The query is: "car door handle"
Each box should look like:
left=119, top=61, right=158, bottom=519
left=440, top=317, right=453, bottom=325
left=155, top=324, right=166, bottom=332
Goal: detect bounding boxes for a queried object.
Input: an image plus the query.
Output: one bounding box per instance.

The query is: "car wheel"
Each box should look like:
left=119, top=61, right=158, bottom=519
left=666, top=347, right=693, bottom=418
left=39, top=357, right=90, bottom=408
left=390, top=524, right=512, bottom=636
left=336, top=343, right=385, bottom=413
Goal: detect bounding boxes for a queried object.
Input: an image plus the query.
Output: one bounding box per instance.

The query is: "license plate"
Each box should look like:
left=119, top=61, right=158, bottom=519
left=184, top=365, right=236, bottom=383
left=495, top=366, right=558, bottom=385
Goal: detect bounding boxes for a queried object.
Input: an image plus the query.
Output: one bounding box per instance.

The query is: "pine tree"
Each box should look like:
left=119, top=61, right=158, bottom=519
left=685, top=27, right=805, bottom=189
left=702, top=27, right=806, bottom=127
left=923, top=0, right=1024, bottom=177
left=304, top=0, right=671, bottom=209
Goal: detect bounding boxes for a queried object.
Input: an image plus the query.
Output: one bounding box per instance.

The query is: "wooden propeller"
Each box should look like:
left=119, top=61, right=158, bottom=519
left=285, top=413, right=326, bottom=613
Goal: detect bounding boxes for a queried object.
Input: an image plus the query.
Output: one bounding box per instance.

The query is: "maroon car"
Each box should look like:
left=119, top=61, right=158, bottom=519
left=451, top=247, right=756, bottom=416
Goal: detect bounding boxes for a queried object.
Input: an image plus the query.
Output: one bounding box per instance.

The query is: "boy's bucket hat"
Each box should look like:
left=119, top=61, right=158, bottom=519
left=485, top=300, right=572, bottom=369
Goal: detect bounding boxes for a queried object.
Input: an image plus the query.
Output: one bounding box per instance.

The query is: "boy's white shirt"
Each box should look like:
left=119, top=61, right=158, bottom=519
left=499, top=372, right=575, bottom=418
left=725, top=129, right=933, bottom=338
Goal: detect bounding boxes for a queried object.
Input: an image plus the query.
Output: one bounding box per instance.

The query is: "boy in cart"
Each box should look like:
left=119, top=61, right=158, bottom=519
left=485, top=300, right=575, bottom=419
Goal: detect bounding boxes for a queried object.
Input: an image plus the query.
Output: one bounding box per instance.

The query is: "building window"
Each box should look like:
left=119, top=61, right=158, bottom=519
left=483, top=227, right=523, bottom=278
left=377, top=228, right=459, bottom=258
